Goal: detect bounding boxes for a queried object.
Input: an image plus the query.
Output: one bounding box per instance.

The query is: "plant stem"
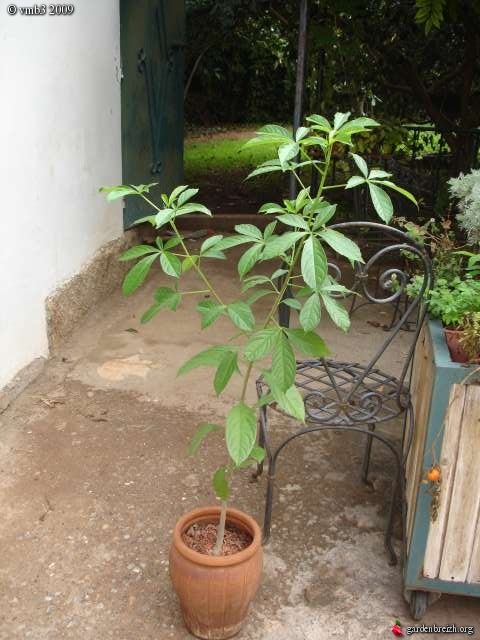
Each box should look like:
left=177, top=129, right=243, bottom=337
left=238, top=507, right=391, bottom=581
left=170, top=220, right=225, bottom=306
left=317, top=145, right=333, bottom=198
left=139, top=193, right=226, bottom=307
left=237, top=142, right=335, bottom=409
left=322, top=183, right=347, bottom=189
left=212, top=500, right=228, bottom=556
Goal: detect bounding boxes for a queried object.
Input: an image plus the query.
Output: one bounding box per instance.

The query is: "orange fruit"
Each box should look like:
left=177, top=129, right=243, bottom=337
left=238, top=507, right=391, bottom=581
left=427, top=467, right=441, bottom=483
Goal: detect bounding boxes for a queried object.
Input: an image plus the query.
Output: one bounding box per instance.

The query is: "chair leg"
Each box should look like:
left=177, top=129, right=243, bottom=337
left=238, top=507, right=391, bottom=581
left=361, top=423, right=375, bottom=485
left=252, top=406, right=267, bottom=480
left=384, top=464, right=402, bottom=566
left=262, top=458, right=276, bottom=544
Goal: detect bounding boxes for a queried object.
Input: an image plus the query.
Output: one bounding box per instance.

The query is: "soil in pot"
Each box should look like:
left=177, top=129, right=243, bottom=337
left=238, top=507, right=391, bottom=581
left=183, top=521, right=252, bottom=556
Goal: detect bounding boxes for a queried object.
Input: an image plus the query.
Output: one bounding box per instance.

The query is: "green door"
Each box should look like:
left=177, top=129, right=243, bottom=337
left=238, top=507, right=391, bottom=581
left=120, top=0, right=185, bottom=228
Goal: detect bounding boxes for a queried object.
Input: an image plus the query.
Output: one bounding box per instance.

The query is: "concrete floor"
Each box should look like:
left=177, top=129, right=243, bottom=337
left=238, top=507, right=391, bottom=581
left=1, top=243, right=479, bottom=639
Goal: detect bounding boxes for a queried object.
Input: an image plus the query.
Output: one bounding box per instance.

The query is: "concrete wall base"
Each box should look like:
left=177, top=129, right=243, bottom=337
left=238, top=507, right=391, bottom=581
left=0, top=357, right=46, bottom=413
left=46, top=230, right=138, bottom=353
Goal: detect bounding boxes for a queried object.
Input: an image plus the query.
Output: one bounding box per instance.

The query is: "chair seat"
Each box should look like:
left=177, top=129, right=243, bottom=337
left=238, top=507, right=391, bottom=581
left=261, top=359, right=410, bottom=426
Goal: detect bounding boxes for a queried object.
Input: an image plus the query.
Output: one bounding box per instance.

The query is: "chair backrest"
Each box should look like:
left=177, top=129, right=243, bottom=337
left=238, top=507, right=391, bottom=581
left=284, top=221, right=433, bottom=414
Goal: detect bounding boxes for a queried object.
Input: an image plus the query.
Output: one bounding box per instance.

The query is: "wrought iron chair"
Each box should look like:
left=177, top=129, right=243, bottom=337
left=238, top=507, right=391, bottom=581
left=255, top=222, right=433, bottom=566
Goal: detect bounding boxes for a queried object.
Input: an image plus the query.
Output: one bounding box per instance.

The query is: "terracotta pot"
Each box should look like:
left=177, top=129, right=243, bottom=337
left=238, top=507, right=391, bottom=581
left=169, top=506, right=263, bottom=639
left=444, top=328, right=469, bottom=363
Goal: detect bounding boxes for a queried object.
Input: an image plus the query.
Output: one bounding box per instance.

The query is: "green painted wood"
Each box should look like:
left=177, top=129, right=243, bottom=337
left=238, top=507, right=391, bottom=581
left=120, top=0, right=185, bottom=228
left=404, top=318, right=480, bottom=599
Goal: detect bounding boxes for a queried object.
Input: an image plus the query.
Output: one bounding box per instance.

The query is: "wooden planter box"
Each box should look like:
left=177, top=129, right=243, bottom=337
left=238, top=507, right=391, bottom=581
left=404, top=318, right=480, bottom=614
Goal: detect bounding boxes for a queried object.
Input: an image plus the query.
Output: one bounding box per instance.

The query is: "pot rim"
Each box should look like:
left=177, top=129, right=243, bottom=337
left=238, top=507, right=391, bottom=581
left=444, top=327, right=464, bottom=335
left=172, top=506, right=262, bottom=567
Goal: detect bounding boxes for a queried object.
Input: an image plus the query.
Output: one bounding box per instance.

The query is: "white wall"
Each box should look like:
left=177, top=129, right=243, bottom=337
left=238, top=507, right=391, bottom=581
left=0, top=1, right=123, bottom=388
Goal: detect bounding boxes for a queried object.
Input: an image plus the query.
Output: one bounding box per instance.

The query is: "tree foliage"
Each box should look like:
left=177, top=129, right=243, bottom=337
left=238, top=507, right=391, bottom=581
left=185, top=0, right=480, bottom=172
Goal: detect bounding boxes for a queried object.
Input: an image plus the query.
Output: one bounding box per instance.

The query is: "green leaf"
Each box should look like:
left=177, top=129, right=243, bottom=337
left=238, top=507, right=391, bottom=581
left=181, top=255, right=198, bottom=272
left=178, top=346, right=233, bottom=376
left=278, top=141, right=299, bottom=167
left=301, top=236, right=328, bottom=291
left=368, top=182, right=393, bottom=223
left=247, top=289, right=275, bottom=304
left=226, top=403, right=256, bottom=465
left=262, top=232, right=306, bottom=260
left=255, top=392, right=274, bottom=408
left=277, top=213, right=309, bottom=230
left=164, top=236, right=182, bottom=250
left=238, top=244, right=263, bottom=278
left=244, top=328, right=280, bottom=362
left=256, top=124, right=290, bottom=138
left=141, top=288, right=181, bottom=322
left=155, top=208, right=175, bottom=228
left=249, top=445, right=265, bottom=463
left=345, top=176, right=366, bottom=189
left=200, top=235, right=223, bottom=254
left=368, top=169, right=392, bottom=179
left=177, top=187, right=198, bottom=207
left=321, top=294, right=350, bottom=331
left=263, top=221, right=277, bottom=239
left=299, top=293, right=321, bottom=331
left=241, top=275, right=271, bottom=291
left=259, top=202, right=285, bottom=215
left=214, top=235, right=252, bottom=250
left=176, top=203, right=212, bottom=216
left=319, top=229, right=364, bottom=263
left=377, top=180, right=418, bottom=208
left=272, top=332, right=296, bottom=391
left=333, top=112, right=351, bottom=132
left=269, top=381, right=305, bottom=422
left=133, top=215, right=156, bottom=226
left=119, top=245, right=159, bottom=261
left=122, top=254, right=157, bottom=296
left=301, top=135, right=328, bottom=149
left=197, top=300, right=226, bottom=329
left=227, top=301, right=255, bottom=331
left=160, top=252, right=182, bottom=277
left=338, top=117, right=379, bottom=134
left=246, top=162, right=283, bottom=179
left=311, top=202, right=337, bottom=228
left=100, top=185, right=140, bottom=202
left=212, top=467, right=229, bottom=501
left=141, top=303, right=165, bottom=324
left=285, top=329, right=329, bottom=357
left=306, top=114, right=331, bottom=132
left=271, top=268, right=288, bottom=280
left=350, top=153, right=368, bottom=177
left=234, top=224, right=263, bottom=240
left=188, top=423, right=221, bottom=456
left=201, top=247, right=226, bottom=260
left=154, top=286, right=181, bottom=309
left=295, top=126, right=310, bottom=142
left=281, top=297, right=302, bottom=310
left=214, top=352, right=238, bottom=396
left=169, top=184, right=189, bottom=204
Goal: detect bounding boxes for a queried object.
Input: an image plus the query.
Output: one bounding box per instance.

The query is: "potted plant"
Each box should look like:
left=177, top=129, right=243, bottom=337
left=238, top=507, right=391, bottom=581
left=403, top=168, right=480, bottom=363
left=101, top=113, right=416, bottom=639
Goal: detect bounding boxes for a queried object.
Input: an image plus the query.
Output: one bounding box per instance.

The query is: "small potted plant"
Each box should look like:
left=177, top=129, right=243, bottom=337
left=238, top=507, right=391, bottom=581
left=403, top=168, right=480, bottom=363
left=101, top=113, right=415, bottom=639
left=418, top=274, right=480, bottom=362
